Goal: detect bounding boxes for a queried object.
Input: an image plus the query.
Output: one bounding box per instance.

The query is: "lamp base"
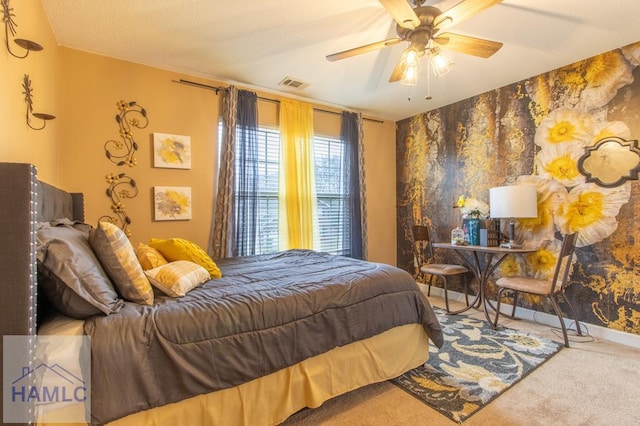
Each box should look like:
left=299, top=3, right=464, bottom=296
left=499, top=218, right=522, bottom=249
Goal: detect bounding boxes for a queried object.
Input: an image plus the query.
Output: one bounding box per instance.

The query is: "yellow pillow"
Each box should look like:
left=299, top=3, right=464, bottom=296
left=149, top=238, right=221, bottom=278
left=136, top=242, right=168, bottom=270
left=145, top=260, right=210, bottom=297
left=89, top=222, right=154, bottom=305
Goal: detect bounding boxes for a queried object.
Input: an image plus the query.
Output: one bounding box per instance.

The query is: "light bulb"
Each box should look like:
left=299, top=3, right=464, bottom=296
left=401, top=64, right=419, bottom=86
left=429, top=47, right=454, bottom=77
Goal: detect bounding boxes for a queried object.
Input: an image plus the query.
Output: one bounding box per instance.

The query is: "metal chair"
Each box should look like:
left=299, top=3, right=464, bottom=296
left=493, top=233, right=583, bottom=347
left=412, top=225, right=469, bottom=313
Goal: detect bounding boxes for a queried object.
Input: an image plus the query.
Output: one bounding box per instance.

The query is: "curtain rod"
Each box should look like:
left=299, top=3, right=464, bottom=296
left=173, top=79, right=383, bottom=124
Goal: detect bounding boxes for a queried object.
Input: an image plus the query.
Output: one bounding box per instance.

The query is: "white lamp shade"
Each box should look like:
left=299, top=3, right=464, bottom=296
left=490, top=185, right=538, bottom=218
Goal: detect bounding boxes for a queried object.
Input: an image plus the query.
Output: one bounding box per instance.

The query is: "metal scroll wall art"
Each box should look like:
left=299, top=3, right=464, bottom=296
left=98, top=173, right=139, bottom=238
left=100, top=100, right=148, bottom=237
left=104, top=100, right=148, bottom=167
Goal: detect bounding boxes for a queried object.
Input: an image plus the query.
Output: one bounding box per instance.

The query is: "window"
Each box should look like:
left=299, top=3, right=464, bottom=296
left=232, top=127, right=280, bottom=255
left=314, top=135, right=350, bottom=255
left=233, top=126, right=350, bottom=256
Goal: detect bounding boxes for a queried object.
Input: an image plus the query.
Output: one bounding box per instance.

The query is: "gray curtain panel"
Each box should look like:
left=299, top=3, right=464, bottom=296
left=209, top=86, right=237, bottom=258
left=341, top=111, right=368, bottom=260
left=209, top=87, right=259, bottom=258
left=233, top=90, right=259, bottom=256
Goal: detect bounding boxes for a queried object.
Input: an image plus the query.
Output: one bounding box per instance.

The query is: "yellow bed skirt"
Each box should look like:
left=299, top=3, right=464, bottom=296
left=113, top=323, right=428, bottom=425
left=39, top=323, right=429, bottom=426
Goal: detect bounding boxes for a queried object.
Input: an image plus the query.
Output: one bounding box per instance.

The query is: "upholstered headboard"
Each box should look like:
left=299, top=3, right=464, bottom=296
left=0, top=162, right=83, bottom=422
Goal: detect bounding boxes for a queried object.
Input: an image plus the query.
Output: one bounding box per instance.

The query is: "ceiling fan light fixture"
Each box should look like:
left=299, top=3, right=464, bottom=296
left=400, top=47, right=420, bottom=66
left=397, top=46, right=421, bottom=85
left=401, top=63, right=419, bottom=86
left=429, top=47, right=454, bottom=77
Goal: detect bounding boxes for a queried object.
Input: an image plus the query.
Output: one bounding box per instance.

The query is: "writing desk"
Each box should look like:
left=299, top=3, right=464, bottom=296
left=432, top=243, right=537, bottom=326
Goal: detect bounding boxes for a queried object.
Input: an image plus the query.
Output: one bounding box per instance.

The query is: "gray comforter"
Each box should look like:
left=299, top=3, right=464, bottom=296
left=84, top=250, right=442, bottom=424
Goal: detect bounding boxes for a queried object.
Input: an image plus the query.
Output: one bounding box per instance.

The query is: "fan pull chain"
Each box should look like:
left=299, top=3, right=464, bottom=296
left=425, top=57, right=432, bottom=101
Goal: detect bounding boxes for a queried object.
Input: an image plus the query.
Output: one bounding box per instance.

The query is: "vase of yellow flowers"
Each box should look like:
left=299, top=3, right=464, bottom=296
left=457, top=195, right=490, bottom=246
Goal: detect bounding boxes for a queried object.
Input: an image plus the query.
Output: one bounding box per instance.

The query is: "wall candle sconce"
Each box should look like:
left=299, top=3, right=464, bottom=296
left=22, top=74, right=56, bottom=130
left=2, top=0, right=43, bottom=58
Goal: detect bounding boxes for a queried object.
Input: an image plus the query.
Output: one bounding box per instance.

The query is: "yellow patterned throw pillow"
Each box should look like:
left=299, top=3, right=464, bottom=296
left=145, top=260, right=210, bottom=297
left=89, top=222, right=154, bottom=305
left=136, top=242, right=168, bottom=270
left=149, top=238, right=222, bottom=279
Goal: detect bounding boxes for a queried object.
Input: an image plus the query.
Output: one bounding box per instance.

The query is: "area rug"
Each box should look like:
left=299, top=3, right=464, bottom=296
left=391, top=308, right=563, bottom=423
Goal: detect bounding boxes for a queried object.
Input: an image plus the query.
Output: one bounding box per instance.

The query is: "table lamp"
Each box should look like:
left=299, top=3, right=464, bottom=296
left=489, top=185, right=538, bottom=249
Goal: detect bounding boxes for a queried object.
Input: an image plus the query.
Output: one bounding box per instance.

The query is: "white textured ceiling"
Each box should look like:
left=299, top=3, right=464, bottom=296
left=42, top=0, right=640, bottom=122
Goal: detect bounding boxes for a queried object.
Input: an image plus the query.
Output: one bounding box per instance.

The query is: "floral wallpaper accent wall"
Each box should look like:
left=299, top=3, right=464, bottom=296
left=397, top=41, right=640, bottom=336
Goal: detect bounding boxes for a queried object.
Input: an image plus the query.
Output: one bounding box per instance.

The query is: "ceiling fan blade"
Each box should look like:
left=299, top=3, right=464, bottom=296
left=388, top=60, right=405, bottom=83
left=326, top=38, right=401, bottom=62
left=434, top=32, right=503, bottom=58
left=379, top=0, right=420, bottom=29
left=435, top=0, right=503, bottom=31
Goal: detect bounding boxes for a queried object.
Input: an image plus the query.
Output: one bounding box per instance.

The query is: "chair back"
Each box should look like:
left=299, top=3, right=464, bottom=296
left=411, top=225, right=435, bottom=269
left=550, top=233, right=577, bottom=294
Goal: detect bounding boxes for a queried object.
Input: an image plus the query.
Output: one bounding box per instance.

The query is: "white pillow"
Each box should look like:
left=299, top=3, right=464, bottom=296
left=145, top=260, right=210, bottom=297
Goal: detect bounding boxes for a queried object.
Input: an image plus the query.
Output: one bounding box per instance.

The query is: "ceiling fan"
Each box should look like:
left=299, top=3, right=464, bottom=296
left=326, top=0, right=504, bottom=83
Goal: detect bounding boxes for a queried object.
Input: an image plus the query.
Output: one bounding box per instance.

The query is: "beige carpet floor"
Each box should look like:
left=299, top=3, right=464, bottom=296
left=282, top=295, right=640, bottom=425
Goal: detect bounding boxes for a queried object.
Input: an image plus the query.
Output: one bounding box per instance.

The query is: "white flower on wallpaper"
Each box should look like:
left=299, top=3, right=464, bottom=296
left=525, top=238, right=563, bottom=280
left=533, top=111, right=633, bottom=189
left=535, top=143, right=587, bottom=188
left=515, top=175, right=567, bottom=246
left=578, top=50, right=634, bottom=110
left=534, top=108, right=593, bottom=149
left=494, top=252, right=527, bottom=281
left=517, top=102, right=634, bottom=262
left=593, top=120, right=632, bottom=141
left=496, top=236, right=569, bottom=283
left=621, top=41, right=640, bottom=66
left=554, top=182, right=631, bottom=247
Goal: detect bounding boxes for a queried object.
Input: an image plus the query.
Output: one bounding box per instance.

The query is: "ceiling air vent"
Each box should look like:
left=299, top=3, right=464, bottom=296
left=278, top=76, right=307, bottom=89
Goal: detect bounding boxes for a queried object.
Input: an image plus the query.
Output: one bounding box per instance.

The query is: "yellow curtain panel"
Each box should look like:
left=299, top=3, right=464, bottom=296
left=278, top=98, right=318, bottom=250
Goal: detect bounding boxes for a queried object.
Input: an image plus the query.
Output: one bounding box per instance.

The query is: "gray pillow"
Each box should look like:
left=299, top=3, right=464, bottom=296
left=37, top=223, right=124, bottom=318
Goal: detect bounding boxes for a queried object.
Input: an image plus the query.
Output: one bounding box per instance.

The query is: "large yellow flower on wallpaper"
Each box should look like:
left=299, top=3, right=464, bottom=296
left=535, top=143, right=586, bottom=188
left=621, top=41, right=640, bottom=66
left=515, top=175, right=567, bottom=245
left=578, top=50, right=634, bottom=110
left=592, top=120, right=632, bottom=142
left=534, top=108, right=593, bottom=149
left=525, top=238, right=564, bottom=280
left=554, top=182, right=631, bottom=247
left=534, top=108, right=595, bottom=187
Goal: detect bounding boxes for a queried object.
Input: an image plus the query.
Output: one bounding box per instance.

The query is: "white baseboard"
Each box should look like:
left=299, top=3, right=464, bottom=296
left=418, top=284, right=640, bottom=350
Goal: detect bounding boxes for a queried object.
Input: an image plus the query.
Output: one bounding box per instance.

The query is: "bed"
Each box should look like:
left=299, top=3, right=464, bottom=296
left=0, top=162, right=442, bottom=425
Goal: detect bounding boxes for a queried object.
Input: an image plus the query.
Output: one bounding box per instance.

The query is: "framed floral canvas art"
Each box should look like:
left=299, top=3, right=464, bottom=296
left=154, top=186, right=192, bottom=220
left=153, top=133, right=191, bottom=169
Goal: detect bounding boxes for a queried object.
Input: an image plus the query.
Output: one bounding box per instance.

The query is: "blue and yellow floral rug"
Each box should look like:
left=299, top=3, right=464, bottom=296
left=391, top=309, right=563, bottom=423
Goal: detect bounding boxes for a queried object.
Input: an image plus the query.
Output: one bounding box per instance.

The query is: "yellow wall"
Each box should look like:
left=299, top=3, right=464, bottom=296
left=1, top=0, right=398, bottom=265
left=0, top=0, right=60, bottom=183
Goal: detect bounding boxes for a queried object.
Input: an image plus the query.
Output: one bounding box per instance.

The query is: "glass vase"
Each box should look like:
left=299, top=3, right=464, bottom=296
left=466, top=218, right=481, bottom=246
